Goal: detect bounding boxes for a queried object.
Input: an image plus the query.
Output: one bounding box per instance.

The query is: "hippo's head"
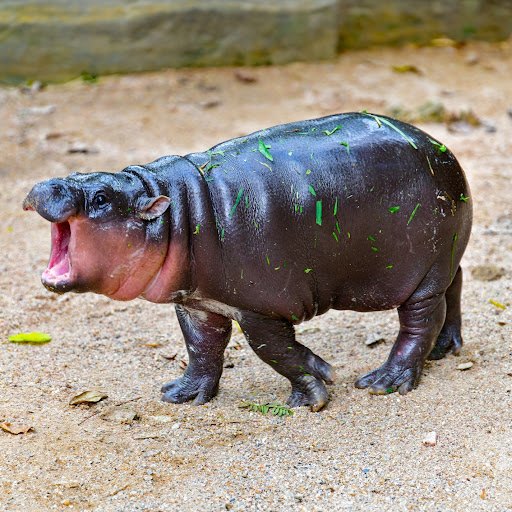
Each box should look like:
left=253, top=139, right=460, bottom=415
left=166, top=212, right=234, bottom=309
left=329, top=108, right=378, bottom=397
left=23, top=168, right=171, bottom=300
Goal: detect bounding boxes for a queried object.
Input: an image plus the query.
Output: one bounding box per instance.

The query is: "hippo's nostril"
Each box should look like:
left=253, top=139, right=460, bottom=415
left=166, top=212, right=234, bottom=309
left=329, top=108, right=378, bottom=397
left=22, top=201, right=35, bottom=211
left=23, top=179, right=78, bottom=222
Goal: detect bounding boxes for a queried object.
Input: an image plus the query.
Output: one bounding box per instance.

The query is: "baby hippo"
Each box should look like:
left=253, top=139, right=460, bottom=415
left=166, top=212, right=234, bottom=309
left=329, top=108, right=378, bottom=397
left=24, top=113, right=472, bottom=411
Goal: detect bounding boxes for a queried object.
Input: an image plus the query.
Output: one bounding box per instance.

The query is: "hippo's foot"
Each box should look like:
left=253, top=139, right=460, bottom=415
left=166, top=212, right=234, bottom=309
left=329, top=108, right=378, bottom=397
left=287, top=355, right=336, bottom=411
left=239, top=313, right=335, bottom=411
left=161, top=371, right=220, bottom=405
left=164, top=305, right=232, bottom=406
left=428, top=267, right=464, bottom=360
left=428, top=323, right=463, bottom=360
left=356, top=288, right=449, bottom=396
left=287, top=375, right=329, bottom=412
left=354, top=363, right=422, bottom=395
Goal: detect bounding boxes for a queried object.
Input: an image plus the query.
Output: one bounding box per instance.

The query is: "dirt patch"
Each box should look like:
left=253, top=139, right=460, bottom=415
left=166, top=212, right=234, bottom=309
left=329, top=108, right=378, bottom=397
left=1, top=41, right=511, bottom=511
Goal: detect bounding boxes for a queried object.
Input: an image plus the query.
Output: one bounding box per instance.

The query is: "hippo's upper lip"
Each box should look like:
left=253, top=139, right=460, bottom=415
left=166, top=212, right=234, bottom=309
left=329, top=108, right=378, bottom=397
left=42, top=221, right=72, bottom=290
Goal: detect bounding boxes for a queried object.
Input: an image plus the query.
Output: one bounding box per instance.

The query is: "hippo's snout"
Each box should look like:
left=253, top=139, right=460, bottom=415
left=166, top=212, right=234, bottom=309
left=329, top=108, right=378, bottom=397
left=23, top=179, right=79, bottom=223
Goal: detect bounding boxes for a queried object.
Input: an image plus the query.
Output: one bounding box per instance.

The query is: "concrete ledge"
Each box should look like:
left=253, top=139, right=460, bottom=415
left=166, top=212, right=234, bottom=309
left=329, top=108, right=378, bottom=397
left=337, top=0, right=512, bottom=49
left=0, top=0, right=339, bottom=83
left=0, top=0, right=511, bottom=84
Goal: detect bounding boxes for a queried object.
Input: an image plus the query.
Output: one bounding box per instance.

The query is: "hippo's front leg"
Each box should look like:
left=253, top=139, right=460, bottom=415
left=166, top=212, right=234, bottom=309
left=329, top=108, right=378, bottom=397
left=239, top=312, right=336, bottom=412
left=161, top=305, right=232, bottom=405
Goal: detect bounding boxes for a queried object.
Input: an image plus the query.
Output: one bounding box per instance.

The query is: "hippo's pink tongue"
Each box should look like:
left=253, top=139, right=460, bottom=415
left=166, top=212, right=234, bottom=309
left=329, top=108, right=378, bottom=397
left=42, top=222, right=71, bottom=286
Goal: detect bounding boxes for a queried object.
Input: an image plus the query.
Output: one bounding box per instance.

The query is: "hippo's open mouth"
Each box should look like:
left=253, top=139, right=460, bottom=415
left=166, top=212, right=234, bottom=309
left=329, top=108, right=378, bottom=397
left=42, top=221, right=72, bottom=291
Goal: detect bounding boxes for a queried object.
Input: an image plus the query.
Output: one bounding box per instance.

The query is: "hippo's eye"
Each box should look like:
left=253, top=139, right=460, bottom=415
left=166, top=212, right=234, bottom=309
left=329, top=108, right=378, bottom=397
left=93, top=193, right=108, bottom=208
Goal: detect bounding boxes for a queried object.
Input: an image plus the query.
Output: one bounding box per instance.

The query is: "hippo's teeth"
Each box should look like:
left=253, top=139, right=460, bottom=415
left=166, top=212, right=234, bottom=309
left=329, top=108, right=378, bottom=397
left=42, top=221, right=71, bottom=284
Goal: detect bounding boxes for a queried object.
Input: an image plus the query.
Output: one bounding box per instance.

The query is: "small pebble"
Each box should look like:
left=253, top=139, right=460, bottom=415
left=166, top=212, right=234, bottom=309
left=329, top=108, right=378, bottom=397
left=497, top=308, right=511, bottom=326
left=200, top=99, right=221, bottom=109
left=365, top=333, right=385, bottom=346
left=100, top=405, right=137, bottom=424
left=67, top=142, right=99, bottom=154
left=465, top=53, right=479, bottom=65
left=19, top=105, right=55, bottom=116
left=481, top=119, right=497, bottom=133
left=234, top=70, right=257, bottom=83
left=423, top=431, right=438, bottom=446
left=471, top=265, right=505, bottom=281
left=457, top=362, right=474, bottom=371
left=447, top=121, right=473, bottom=134
left=20, top=81, right=44, bottom=94
left=297, top=327, right=321, bottom=335
left=150, top=415, right=175, bottom=424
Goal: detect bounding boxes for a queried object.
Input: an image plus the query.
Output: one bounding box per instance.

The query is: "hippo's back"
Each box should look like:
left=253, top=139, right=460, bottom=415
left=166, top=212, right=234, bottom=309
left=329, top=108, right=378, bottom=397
left=182, top=113, right=471, bottom=319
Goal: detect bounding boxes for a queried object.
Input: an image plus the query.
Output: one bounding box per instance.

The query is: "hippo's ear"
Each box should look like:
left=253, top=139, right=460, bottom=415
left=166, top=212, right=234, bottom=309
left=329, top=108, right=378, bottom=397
left=138, top=195, right=171, bottom=220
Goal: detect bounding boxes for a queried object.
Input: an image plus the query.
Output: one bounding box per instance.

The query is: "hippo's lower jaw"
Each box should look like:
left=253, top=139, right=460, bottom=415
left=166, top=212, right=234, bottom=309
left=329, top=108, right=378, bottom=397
left=41, top=221, right=72, bottom=293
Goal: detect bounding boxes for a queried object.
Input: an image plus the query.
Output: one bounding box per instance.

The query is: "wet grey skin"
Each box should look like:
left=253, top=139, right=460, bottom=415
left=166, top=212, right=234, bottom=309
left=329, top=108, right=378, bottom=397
left=23, top=112, right=472, bottom=411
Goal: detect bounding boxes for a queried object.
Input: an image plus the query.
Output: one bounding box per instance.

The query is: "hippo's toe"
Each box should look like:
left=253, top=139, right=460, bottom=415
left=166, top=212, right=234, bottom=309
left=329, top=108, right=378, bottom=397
left=354, top=364, right=421, bottom=396
left=287, top=375, right=330, bottom=412
left=428, top=323, right=463, bottom=360
left=161, top=373, right=219, bottom=405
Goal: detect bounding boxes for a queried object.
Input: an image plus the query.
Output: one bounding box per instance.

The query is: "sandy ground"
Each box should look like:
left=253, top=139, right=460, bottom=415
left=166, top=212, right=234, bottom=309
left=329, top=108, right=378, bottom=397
left=1, top=41, right=511, bottom=511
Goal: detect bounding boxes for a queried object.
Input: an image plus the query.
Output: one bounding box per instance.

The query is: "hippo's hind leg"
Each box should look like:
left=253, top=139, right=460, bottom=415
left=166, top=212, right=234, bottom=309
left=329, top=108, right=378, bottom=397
left=161, top=305, right=232, bottom=405
left=355, top=277, right=447, bottom=395
left=428, top=266, right=464, bottom=360
left=239, top=312, right=335, bottom=412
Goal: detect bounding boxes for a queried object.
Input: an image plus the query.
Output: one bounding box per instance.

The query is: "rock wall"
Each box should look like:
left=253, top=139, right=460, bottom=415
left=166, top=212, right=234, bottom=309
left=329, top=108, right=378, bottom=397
left=0, top=0, right=511, bottom=83
left=337, top=0, right=512, bottom=48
